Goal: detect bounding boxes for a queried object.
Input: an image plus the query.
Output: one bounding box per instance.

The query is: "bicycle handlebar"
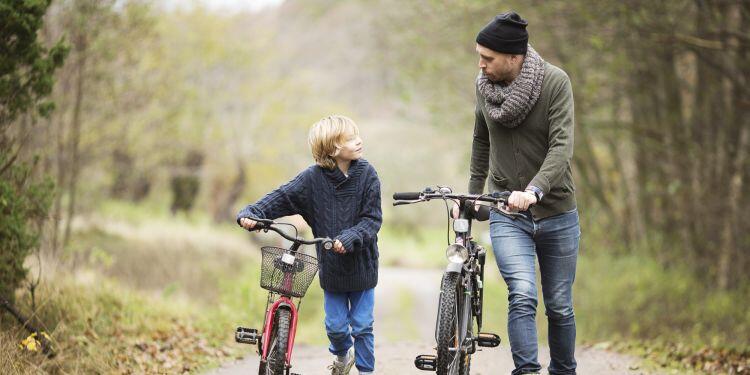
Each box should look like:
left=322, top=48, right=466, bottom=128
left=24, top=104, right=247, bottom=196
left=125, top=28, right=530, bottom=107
left=240, top=217, right=334, bottom=250
left=392, top=187, right=526, bottom=219
left=392, top=190, right=511, bottom=205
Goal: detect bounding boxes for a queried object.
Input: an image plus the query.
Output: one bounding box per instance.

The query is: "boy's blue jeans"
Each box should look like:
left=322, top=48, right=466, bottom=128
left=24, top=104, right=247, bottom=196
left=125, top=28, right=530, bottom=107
left=324, top=288, right=375, bottom=372
left=489, top=208, right=580, bottom=375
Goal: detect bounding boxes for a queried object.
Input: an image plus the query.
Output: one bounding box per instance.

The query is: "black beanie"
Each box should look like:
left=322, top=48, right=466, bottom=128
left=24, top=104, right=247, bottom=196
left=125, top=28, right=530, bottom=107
left=476, top=12, right=528, bottom=55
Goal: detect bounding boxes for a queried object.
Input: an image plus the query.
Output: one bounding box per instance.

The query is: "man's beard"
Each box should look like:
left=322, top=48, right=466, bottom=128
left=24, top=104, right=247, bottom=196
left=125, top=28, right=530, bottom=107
left=487, top=70, right=511, bottom=84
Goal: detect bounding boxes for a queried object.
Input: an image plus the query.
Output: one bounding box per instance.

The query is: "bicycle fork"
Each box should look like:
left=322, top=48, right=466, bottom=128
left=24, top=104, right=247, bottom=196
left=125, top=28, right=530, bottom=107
left=235, top=296, right=300, bottom=366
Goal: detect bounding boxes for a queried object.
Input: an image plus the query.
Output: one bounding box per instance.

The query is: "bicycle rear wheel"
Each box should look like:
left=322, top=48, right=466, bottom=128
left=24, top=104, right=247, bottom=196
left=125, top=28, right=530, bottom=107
left=436, top=272, right=470, bottom=375
left=259, top=308, right=291, bottom=375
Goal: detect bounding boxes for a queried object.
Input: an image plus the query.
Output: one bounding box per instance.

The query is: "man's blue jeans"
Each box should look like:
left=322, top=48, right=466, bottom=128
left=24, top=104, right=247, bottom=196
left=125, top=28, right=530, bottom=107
left=324, top=288, right=375, bottom=372
left=489, top=208, right=580, bottom=375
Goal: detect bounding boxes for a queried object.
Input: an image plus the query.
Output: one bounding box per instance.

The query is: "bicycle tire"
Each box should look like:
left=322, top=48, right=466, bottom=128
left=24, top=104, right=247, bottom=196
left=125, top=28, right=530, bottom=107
left=260, top=309, right=291, bottom=375
left=436, top=272, right=470, bottom=375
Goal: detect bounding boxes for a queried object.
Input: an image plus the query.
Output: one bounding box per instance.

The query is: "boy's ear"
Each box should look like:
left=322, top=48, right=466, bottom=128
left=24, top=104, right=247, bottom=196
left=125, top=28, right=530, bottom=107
left=329, top=146, right=341, bottom=158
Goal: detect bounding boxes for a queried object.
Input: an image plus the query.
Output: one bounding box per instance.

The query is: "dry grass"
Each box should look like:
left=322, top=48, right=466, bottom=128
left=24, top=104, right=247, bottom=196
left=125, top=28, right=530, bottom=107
left=1, top=206, right=269, bottom=374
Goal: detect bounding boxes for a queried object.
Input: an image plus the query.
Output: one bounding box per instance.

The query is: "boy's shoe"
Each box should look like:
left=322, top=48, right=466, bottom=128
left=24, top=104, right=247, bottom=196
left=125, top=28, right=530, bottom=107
left=328, top=346, right=355, bottom=375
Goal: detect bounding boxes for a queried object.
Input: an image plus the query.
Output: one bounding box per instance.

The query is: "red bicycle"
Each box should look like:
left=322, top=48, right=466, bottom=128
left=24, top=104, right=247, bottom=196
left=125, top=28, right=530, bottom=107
left=235, top=217, right=333, bottom=375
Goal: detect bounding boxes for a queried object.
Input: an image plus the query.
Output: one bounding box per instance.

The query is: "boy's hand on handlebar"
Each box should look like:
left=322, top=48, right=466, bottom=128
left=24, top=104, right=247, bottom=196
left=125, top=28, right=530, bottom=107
left=332, top=239, right=346, bottom=254
left=507, top=191, right=537, bottom=212
left=239, top=217, right=258, bottom=230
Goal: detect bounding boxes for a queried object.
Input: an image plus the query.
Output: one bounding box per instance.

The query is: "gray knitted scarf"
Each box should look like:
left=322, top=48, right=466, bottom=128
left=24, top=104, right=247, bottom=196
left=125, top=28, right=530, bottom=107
left=476, top=45, right=545, bottom=128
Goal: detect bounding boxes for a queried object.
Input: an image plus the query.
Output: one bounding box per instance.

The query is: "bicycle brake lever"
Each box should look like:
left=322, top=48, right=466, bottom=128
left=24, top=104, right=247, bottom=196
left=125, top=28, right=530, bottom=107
left=393, top=200, right=420, bottom=206
left=494, top=204, right=525, bottom=219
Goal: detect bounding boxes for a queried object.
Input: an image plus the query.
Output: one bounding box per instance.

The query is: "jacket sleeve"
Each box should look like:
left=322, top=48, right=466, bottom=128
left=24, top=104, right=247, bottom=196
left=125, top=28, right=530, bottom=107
left=236, top=169, right=309, bottom=225
left=529, top=74, right=575, bottom=196
left=336, top=167, right=382, bottom=253
left=469, top=101, right=490, bottom=195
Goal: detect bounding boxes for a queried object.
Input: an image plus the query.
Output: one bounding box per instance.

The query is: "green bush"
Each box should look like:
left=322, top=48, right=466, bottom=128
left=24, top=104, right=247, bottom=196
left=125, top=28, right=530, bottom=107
left=0, top=158, right=53, bottom=304
left=574, top=251, right=750, bottom=349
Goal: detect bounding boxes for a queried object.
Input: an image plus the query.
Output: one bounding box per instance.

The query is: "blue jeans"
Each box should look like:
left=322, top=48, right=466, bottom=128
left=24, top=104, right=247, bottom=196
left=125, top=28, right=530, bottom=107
left=324, top=288, right=375, bottom=372
left=489, top=209, right=580, bottom=375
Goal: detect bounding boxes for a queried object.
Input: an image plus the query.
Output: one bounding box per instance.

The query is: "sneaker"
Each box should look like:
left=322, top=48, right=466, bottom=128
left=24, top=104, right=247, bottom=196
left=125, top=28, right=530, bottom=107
left=327, top=346, right=355, bottom=375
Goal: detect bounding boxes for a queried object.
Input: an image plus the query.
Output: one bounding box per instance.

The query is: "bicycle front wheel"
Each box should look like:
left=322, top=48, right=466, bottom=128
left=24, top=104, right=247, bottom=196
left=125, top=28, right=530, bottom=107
left=260, top=308, right=291, bottom=375
left=436, top=272, right=470, bottom=375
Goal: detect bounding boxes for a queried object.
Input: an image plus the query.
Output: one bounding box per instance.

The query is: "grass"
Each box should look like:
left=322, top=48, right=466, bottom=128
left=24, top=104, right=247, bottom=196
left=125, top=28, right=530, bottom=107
left=1, top=200, right=333, bottom=373
left=574, top=251, right=750, bottom=348
left=2, top=277, right=237, bottom=374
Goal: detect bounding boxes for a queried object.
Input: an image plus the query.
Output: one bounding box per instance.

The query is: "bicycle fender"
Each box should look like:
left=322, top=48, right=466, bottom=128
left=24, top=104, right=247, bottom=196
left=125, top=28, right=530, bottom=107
left=445, top=262, right=462, bottom=273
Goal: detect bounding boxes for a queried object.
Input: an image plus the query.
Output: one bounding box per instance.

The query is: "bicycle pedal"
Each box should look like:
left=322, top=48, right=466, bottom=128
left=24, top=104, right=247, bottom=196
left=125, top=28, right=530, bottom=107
left=235, top=327, right=259, bottom=345
left=476, top=332, right=501, bottom=347
left=414, top=354, right=437, bottom=371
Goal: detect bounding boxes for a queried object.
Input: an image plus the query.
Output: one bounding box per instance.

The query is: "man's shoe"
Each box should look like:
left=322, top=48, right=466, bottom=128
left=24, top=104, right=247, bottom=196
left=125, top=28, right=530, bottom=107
left=327, top=346, right=355, bottom=375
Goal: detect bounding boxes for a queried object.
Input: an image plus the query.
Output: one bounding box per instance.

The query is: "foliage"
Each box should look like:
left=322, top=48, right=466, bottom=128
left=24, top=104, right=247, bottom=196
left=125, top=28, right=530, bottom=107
left=0, top=0, right=65, bottom=303
left=0, top=159, right=53, bottom=303
left=0, top=0, right=67, bottom=127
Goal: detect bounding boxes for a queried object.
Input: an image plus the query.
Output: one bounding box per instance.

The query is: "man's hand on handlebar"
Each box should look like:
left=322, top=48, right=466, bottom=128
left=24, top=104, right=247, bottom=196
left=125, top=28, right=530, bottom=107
left=451, top=199, right=483, bottom=219
left=507, top=191, right=537, bottom=212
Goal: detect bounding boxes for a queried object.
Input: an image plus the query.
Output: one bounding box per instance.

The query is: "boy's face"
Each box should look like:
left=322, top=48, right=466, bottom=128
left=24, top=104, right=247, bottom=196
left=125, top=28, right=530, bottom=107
left=335, top=131, right=363, bottom=161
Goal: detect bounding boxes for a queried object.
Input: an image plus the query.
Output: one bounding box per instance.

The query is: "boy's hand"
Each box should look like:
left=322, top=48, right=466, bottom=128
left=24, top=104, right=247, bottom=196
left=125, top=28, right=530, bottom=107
left=332, top=239, right=346, bottom=254
left=239, top=217, right=258, bottom=230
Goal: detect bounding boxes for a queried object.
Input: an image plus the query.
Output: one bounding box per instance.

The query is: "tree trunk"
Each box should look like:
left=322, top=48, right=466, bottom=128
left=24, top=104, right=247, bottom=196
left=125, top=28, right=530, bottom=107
left=62, top=34, right=87, bottom=248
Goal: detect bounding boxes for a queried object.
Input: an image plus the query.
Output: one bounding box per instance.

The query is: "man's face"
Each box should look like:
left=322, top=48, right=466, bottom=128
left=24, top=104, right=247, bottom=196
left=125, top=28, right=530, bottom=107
left=476, top=44, right=516, bottom=83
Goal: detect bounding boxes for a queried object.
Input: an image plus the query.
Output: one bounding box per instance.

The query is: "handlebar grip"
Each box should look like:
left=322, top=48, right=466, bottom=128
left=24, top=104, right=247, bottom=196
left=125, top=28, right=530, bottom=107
left=240, top=217, right=272, bottom=231
left=322, top=239, right=334, bottom=250
left=490, top=191, right=512, bottom=200
left=473, top=205, right=491, bottom=222
left=393, top=192, right=421, bottom=200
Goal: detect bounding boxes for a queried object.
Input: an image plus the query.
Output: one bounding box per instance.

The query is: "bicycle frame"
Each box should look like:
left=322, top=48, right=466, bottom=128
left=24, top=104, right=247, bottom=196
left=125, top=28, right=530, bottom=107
left=440, top=221, right=482, bottom=360
left=396, top=188, right=505, bottom=373
left=234, top=218, right=333, bottom=375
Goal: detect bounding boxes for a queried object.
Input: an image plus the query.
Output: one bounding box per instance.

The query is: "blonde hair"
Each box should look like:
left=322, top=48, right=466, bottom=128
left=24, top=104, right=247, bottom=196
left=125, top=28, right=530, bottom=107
left=308, top=115, right=360, bottom=170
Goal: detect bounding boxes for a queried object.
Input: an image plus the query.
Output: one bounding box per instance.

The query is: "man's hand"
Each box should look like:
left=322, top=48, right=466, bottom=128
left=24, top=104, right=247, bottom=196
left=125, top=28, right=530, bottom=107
left=239, top=217, right=257, bottom=230
left=507, top=191, right=537, bottom=212
left=332, top=239, right=346, bottom=254
left=451, top=200, right=482, bottom=219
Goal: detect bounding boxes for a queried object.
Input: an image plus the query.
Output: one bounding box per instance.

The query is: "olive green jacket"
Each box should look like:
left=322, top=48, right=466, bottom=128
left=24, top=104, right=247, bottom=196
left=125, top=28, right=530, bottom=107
left=469, top=62, right=576, bottom=220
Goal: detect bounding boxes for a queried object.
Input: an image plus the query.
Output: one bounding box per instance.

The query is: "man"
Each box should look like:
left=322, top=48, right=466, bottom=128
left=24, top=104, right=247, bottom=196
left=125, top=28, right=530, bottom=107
left=468, top=11, right=580, bottom=375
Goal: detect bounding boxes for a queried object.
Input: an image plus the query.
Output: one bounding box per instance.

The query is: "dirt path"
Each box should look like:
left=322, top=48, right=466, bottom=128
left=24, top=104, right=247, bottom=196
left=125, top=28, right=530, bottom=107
left=209, top=267, right=650, bottom=375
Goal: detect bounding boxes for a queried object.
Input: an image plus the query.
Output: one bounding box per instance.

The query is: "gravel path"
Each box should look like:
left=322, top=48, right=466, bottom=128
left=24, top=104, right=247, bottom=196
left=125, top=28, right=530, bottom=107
left=209, top=267, right=651, bottom=375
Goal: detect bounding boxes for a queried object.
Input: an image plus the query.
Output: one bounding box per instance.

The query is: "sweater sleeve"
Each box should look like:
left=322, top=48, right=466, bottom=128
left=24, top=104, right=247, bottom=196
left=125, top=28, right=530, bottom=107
left=236, top=168, right=309, bottom=225
left=529, top=73, right=575, bottom=196
left=336, top=167, right=382, bottom=253
left=469, top=101, right=490, bottom=195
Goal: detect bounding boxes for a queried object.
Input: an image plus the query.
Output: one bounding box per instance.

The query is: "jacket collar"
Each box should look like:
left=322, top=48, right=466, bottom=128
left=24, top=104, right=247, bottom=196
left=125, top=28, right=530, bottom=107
left=322, top=159, right=364, bottom=188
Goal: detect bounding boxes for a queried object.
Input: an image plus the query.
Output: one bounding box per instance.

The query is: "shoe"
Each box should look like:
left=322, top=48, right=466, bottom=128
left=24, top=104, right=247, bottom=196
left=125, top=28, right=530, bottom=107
left=327, top=346, right=355, bottom=375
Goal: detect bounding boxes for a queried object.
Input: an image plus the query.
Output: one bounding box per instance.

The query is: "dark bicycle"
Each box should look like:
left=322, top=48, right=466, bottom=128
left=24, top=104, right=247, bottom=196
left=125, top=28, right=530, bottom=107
left=394, top=187, right=517, bottom=375
left=235, top=217, right=333, bottom=375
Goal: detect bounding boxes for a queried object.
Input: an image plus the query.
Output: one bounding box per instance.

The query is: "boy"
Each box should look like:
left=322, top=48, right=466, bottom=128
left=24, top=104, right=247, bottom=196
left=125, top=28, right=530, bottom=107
left=237, top=115, right=381, bottom=375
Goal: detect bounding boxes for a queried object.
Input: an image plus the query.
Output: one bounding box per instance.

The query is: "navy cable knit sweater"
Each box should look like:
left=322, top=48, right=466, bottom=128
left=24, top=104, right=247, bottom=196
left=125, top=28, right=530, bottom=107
left=236, top=159, right=382, bottom=292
